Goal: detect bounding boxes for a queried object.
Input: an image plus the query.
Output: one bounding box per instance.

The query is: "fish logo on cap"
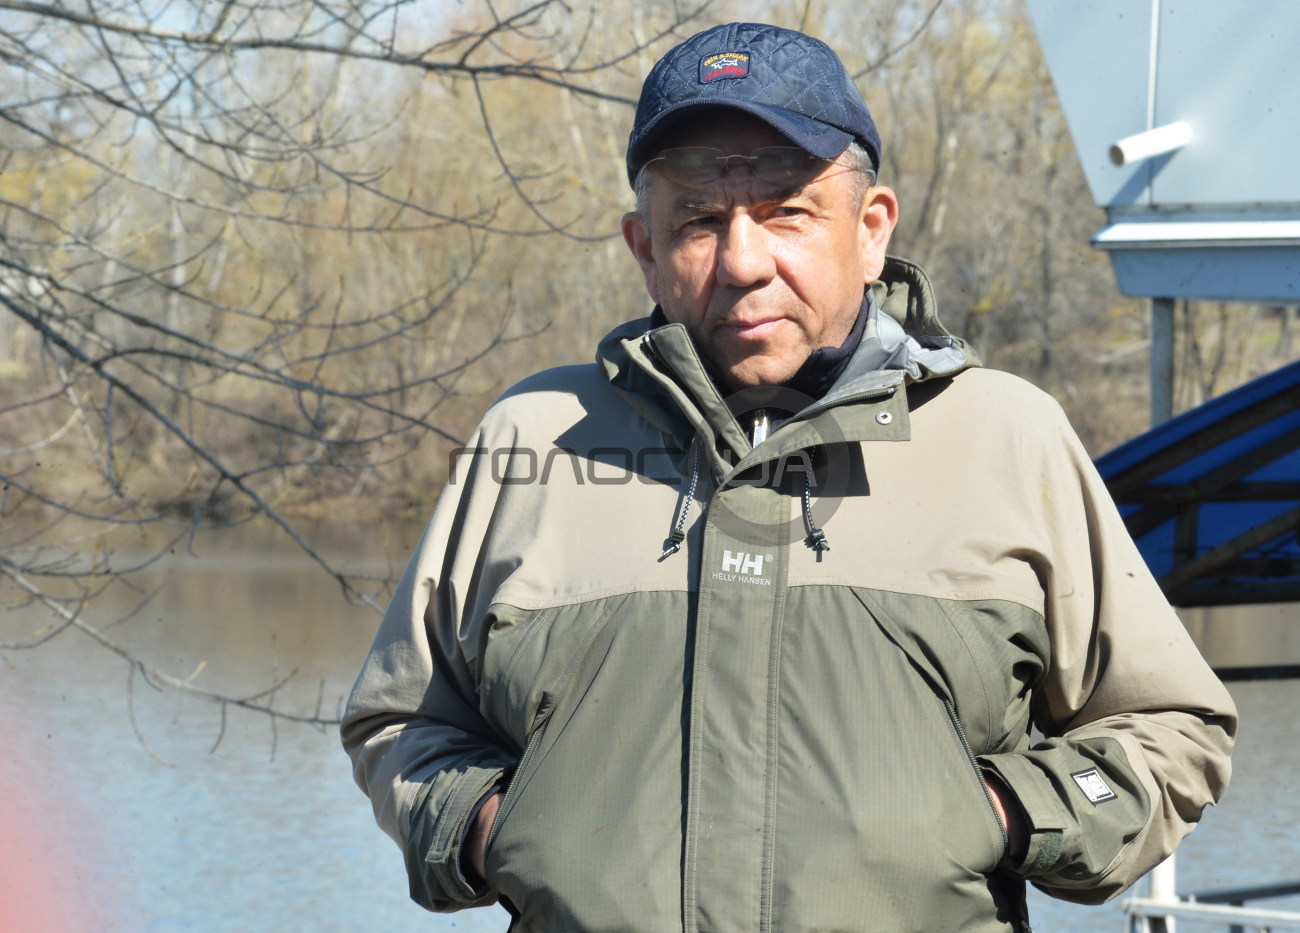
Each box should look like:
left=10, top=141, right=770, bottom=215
left=699, top=51, right=750, bottom=83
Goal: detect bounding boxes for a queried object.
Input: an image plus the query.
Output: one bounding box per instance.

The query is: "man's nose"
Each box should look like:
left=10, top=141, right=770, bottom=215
left=715, top=214, right=775, bottom=288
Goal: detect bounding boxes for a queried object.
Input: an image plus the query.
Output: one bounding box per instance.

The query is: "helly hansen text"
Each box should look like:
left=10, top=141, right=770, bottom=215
left=713, top=550, right=773, bottom=585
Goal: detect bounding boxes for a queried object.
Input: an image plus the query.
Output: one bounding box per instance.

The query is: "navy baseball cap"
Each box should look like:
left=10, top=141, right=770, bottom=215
left=626, top=22, right=882, bottom=187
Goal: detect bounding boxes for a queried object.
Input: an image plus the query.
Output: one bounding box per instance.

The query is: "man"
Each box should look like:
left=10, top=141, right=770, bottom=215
left=342, top=22, right=1235, bottom=932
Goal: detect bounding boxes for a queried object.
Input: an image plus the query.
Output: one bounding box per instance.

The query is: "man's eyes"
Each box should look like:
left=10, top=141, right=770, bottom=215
left=677, top=205, right=808, bottom=230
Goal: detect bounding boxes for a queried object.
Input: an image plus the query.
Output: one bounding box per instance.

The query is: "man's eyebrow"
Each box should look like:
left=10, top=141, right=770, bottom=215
left=676, top=196, right=723, bottom=214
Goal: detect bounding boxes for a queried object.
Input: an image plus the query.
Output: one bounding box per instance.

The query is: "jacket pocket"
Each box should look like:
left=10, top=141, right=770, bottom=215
left=479, top=592, right=689, bottom=931
left=770, top=586, right=1017, bottom=929
left=483, top=689, right=556, bottom=855
left=851, top=587, right=1009, bottom=871
left=480, top=595, right=628, bottom=868
left=940, top=694, right=1010, bottom=866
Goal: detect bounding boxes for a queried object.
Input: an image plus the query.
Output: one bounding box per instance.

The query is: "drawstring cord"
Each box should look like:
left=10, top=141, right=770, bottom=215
left=802, top=448, right=830, bottom=553
left=660, top=436, right=701, bottom=560
left=660, top=436, right=830, bottom=558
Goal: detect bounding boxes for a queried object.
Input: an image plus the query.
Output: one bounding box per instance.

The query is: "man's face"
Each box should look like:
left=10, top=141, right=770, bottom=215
left=622, top=113, right=898, bottom=389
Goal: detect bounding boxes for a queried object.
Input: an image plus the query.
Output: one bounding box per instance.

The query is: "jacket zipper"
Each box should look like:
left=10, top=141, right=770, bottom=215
left=484, top=693, right=554, bottom=852
left=640, top=331, right=664, bottom=369
left=942, top=697, right=1009, bottom=858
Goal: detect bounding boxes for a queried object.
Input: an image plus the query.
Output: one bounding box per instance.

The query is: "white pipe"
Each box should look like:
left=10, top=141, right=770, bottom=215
left=1110, top=121, right=1192, bottom=165
left=1147, top=854, right=1178, bottom=933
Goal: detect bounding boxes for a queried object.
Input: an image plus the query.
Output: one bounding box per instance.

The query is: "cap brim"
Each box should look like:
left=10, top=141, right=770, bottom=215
left=627, top=100, right=854, bottom=185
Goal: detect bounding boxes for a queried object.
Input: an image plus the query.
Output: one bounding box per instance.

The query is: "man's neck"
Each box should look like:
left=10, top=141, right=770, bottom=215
left=782, top=296, right=870, bottom=400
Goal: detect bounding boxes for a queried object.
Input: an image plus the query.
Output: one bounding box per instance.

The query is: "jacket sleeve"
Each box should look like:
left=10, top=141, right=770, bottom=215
left=340, top=432, right=516, bottom=912
left=977, top=402, right=1236, bottom=904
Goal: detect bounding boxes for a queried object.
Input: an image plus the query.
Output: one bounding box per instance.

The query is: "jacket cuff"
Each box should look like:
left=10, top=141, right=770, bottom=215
left=979, top=753, right=1068, bottom=876
left=406, top=764, right=508, bottom=911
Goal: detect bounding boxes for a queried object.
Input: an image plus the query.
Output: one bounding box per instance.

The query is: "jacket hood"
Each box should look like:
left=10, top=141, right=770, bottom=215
left=597, top=255, right=979, bottom=463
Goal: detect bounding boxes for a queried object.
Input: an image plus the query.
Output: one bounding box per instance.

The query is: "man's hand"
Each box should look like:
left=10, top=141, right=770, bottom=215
left=464, top=791, right=503, bottom=886
left=984, top=775, right=1029, bottom=865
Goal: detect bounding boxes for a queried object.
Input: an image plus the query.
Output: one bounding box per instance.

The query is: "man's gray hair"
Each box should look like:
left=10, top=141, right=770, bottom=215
left=633, top=141, right=878, bottom=223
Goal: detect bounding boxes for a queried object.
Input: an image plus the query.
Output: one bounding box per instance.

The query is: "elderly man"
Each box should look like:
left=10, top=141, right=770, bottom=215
left=342, top=23, right=1234, bottom=932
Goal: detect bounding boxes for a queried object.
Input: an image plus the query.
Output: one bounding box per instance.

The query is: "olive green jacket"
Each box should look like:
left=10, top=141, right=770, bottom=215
left=342, top=258, right=1235, bottom=932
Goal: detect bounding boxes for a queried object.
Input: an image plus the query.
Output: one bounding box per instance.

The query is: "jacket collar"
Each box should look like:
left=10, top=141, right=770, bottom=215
left=597, top=256, right=978, bottom=476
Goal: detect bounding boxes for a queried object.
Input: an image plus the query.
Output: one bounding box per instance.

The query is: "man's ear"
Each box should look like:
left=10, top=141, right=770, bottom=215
left=859, top=185, right=899, bottom=284
left=621, top=211, right=660, bottom=303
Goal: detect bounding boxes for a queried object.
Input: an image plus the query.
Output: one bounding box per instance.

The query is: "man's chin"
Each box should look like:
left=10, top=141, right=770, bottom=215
left=717, top=357, right=802, bottom=390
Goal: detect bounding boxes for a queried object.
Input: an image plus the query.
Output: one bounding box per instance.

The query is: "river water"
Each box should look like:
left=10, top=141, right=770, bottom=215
left=1, top=519, right=1296, bottom=932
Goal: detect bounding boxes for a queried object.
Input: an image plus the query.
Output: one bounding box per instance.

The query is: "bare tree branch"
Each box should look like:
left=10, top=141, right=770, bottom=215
left=1, top=556, right=339, bottom=727
left=0, top=0, right=716, bottom=739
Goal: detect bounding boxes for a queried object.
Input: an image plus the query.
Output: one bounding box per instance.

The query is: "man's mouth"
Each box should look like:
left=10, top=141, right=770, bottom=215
left=720, top=318, right=785, bottom=340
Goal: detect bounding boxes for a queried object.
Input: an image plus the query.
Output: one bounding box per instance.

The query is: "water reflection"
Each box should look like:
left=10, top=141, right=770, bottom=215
left=0, top=519, right=1294, bottom=932
left=1, top=517, right=510, bottom=932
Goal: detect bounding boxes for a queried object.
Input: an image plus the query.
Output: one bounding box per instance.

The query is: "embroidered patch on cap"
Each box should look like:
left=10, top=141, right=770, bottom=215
left=1071, top=768, right=1118, bottom=804
left=699, top=51, right=751, bottom=83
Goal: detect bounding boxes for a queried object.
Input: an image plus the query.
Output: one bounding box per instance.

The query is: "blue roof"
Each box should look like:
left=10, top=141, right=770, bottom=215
left=1095, top=359, right=1300, bottom=607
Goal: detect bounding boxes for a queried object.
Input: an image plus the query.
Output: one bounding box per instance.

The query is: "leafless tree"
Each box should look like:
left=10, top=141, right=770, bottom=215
left=0, top=0, right=719, bottom=729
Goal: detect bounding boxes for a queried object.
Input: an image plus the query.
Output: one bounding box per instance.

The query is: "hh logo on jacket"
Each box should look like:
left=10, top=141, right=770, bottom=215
left=714, top=550, right=773, bottom=585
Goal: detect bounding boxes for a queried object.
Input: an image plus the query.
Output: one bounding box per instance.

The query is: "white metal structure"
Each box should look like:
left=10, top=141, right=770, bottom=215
left=1027, top=0, right=1300, bottom=303
left=1027, top=0, right=1300, bottom=424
